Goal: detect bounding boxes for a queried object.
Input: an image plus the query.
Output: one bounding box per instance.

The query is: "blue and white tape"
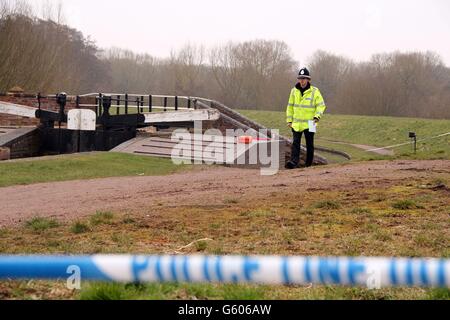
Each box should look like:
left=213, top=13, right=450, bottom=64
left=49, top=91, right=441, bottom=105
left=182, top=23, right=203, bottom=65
left=0, top=255, right=448, bottom=288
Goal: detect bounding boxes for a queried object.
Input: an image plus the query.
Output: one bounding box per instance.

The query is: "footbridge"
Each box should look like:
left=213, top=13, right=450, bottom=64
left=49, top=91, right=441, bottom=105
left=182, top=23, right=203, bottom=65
left=0, top=92, right=344, bottom=166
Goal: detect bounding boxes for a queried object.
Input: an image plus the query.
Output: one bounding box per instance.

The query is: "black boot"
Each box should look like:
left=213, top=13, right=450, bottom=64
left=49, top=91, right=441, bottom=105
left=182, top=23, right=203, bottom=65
left=285, top=161, right=297, bottom=169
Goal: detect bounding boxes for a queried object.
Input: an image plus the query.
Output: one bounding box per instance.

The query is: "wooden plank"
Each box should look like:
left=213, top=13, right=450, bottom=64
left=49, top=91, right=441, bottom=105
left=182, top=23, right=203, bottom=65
left=143, top=138, right=236, bottom=149
left=143, top=109, right=220, bottom=123
left=141, top=142, right=231, bottom=155
left=113, top=134, right=242, bottom=161
left=162, top=133, right=238, bottom=144
left=133, top=147, right=218, bottom=162
left=110, top=137, right=148, bottom=152
left=0, top=101, right=37, bottom=118
left=133, top=151, right=222, bottom=163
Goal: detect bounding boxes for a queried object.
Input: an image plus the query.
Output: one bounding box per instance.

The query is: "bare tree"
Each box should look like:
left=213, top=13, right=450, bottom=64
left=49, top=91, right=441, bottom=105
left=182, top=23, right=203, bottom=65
left=103, top=47, right=158, bottom=93
left=1, top=2, right=448, bottom=118
left=169, top=43, right=205, bottom=95
left=209, top=42, right=246, bottom=106
left=235, top=40, right=297, bottom=109
left=309, top=50, right=450, bottom=118
left=308, top=50, right=354, bottom=103
left=0, top=1, right=109, bottom=93
left=209, top=40, right=296, bottom=109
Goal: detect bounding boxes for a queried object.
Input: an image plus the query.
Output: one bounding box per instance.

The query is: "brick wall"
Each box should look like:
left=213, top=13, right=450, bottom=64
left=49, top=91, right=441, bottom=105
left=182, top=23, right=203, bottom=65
left=8, top=129, right=41, bottom=159
left=0, top=93, right=40, bottom=126
left=0, top=127, right=41, bottom=159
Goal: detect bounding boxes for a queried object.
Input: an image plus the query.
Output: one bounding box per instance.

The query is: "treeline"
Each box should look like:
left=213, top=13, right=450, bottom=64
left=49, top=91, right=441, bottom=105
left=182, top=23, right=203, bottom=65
left=309, top=50, right=450, bottom=119
left=0, top=1, right=110, bottom=93
left=1, top=1, right=449, bottom=118
left=103, top=41, right=296, bottom=110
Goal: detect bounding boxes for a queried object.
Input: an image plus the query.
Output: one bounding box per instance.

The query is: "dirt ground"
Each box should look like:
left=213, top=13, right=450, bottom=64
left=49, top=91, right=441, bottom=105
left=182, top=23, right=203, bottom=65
left=0, top=160, right=449, bottom=227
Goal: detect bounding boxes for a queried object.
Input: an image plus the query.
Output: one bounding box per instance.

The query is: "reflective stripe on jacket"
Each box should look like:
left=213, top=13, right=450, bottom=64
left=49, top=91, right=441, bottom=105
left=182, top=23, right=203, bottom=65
left=286, top=85, right=326, bottom=132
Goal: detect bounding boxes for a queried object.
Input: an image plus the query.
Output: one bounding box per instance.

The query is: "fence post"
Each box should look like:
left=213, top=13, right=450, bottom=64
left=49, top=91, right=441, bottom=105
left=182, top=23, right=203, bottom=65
left=149, top=95, right=152, bottom=113
left=97, top=93, right=103, bottom=117
left=102, top=95, right=112, bottom=117
left=56, top=92, right=67, bottom=155
left=37, top=93, right=41, bottom=111
left=75, top=95, right=81, bottom=153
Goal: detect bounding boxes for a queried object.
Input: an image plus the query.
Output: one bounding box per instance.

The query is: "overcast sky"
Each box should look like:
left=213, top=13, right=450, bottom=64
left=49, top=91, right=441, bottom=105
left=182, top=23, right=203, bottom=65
left=34, top=0, right=450, bottom=66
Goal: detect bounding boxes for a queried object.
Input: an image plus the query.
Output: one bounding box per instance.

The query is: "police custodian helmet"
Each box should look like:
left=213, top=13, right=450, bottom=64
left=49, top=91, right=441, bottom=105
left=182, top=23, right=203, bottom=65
left=297, top=68, right=311, bottom=80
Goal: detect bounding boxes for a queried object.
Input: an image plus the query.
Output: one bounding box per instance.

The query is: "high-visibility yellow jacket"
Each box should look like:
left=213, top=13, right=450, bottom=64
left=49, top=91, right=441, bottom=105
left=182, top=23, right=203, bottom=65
left=286, top=85, right=327, bottom=132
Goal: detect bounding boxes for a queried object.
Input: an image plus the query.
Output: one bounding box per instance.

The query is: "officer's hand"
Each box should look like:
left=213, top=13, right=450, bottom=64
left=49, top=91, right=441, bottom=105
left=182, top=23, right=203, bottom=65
left=313, top=117, right=320, bottom=123
left=287, top=122, right=292, bottom=128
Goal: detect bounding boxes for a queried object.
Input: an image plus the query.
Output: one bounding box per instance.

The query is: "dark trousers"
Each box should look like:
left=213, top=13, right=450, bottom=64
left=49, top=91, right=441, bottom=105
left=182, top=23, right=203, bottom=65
left=290, top=129, right=315, bottom=167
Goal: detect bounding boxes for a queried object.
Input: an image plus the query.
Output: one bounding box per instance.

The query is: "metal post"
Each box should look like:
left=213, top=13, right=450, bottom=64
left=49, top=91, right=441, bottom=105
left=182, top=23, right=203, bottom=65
left=136, top=98, right=140, bottom=127
left=409, top=132, right=417, bottom=154
left=125, top=94, right=129, bottom=115
left=175, top=96, right=178, bottom=111
left=98, top=93, right=103, bottom=118
left=188, top=98, right=191, bottom=109
left=101, top=95, right=112, bottom=133
left=164, top=97, right=167, bottom=112
left=56, top=92, right=67, bottom=129
left=102, top=95, right=112, bottom=117
left=76, top=95, right=80, bottom=153
left=116, top=95, right=121, bottom=115
left=140, top=96, right=144, bottom=113
left=37, top=93, right=41, bottom=111
left=414, top=136, right=417, bottom=154
left=149, top=95, right=152, bottom=113
left=56, top=92, right=67, bottom=155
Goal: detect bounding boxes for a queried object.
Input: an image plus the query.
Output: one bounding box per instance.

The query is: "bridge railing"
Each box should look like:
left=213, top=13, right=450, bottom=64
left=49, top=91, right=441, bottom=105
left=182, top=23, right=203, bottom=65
left=76, top=93, right=216, bottom=118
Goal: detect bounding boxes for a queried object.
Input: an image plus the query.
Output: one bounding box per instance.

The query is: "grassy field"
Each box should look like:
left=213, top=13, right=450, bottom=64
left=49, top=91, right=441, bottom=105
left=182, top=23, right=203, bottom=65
left=0, top=152, right=187, bottom=187
left=238, top=110, right=450, bottom=161
left=0, top=173, right=448, bottom=299
left=0, top=112, right=449, bottom=300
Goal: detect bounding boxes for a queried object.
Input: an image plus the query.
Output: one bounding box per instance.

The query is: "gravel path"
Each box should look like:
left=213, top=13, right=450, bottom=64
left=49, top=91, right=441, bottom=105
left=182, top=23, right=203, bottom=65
left=0, top=160, right=448, bottom=227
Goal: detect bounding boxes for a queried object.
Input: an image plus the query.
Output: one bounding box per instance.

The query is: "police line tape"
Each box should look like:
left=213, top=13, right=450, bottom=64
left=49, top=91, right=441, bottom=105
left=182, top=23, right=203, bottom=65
left=0, top=255, right=448, bottom=288
left=366, top=132, right=450, bottom=152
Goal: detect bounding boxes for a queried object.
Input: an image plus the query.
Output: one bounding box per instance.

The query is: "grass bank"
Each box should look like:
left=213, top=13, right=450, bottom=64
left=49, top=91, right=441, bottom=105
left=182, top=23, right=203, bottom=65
left=0, top=152, right=187, bottom=187
left=238, top=110, right=450, bottom=161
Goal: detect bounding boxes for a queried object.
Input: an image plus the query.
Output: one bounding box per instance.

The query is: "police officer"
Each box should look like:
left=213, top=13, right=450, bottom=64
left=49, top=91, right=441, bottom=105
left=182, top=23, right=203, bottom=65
left=286, top=68, right=326, bottom=169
